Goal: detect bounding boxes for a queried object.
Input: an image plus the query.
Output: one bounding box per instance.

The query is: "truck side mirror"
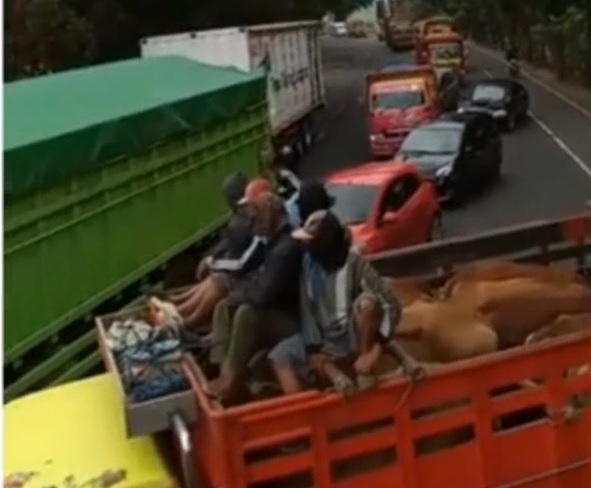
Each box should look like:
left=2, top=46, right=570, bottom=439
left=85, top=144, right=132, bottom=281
left=375, top=210, right=397, bottom=227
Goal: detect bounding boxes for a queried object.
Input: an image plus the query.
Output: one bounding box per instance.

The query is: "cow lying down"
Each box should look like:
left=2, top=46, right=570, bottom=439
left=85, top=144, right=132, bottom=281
left=385, top=261, right=591, bottom=364
left=379, top=261, right=591, bottom=434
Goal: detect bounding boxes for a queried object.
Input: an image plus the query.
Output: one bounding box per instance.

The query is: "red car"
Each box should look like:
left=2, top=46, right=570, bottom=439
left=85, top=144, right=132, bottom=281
left=324, top=162, right=441, bottom=254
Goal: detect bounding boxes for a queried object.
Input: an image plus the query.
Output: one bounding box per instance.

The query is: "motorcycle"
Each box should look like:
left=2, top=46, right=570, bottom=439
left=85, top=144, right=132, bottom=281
left=507, top=58, right=520, bottom=78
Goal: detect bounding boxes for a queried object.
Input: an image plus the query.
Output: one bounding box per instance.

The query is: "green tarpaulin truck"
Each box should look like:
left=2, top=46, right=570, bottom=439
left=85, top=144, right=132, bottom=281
left=4, top=55, right=270, bottom=401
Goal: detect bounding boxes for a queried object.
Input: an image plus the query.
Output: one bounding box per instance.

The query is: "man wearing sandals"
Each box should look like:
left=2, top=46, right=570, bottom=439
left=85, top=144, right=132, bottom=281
left=269, top=210, right=402, bottom=395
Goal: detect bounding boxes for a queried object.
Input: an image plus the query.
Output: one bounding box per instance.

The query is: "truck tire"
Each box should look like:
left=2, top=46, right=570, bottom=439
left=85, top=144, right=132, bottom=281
left=302, top=119, right=315, bottom=152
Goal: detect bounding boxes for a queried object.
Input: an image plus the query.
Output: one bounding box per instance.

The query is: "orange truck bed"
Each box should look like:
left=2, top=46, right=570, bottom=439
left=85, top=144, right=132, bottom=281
left=184, top=213, right=591, bottom=488
left=186, top=336, right=591, bottom=488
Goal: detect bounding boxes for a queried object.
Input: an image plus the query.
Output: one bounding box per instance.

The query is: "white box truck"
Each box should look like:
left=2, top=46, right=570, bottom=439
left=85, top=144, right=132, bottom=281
left=140, top=21, right=325, bottom=165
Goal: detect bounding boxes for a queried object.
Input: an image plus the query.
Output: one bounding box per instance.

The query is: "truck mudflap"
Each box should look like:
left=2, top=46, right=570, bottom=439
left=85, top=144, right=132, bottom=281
left=182, top=334, right=591, bottom=488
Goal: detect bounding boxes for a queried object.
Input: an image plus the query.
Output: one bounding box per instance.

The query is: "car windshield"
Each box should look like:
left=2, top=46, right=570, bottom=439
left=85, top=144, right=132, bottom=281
left=429, top=43, right=461, bottom=62
left=400, top=127, right=461, bottom=155
left=325, top=183, right=379, bottom=225
left=472, top=85, right=506, bottom=102
left=371, top=89, right=425, bottom=111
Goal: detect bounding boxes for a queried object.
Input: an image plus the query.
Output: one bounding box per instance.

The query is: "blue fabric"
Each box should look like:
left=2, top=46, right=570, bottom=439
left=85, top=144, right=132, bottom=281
left=299, top=253, right=326, bottom=348
left=112, top=322, right=188, bottom=403
left=304, top=252, right=325, bottom=297
left=284, top=192, right=301, bottom=228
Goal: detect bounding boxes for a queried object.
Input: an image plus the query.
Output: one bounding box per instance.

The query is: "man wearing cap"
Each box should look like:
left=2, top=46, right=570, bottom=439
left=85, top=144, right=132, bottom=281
left=172, top=176, right=270, bottom=328
left=268, top=210, right=402, bottom=395
left=209, top=191, right=304, bottom=404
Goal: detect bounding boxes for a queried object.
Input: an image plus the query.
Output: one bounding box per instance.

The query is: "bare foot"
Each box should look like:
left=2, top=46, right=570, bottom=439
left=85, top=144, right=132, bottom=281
left=354, top=343, right=382, bottom=375
left=170, top=289, right=196, bottom=304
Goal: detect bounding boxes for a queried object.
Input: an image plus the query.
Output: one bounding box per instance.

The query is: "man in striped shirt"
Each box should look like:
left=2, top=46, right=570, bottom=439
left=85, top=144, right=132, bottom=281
left=268, top=210, right=402, bottom=395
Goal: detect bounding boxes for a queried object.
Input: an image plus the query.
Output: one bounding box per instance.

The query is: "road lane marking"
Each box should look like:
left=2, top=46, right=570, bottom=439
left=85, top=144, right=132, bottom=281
left=528, top=112, right=591, bottom=179
left=471, top=43, right=591, bottom=120
left=480, top=70, right=591, bottom=180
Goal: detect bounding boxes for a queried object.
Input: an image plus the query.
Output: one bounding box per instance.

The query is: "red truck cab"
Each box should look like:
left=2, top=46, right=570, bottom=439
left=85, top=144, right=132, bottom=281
left=366, top=65, right=439, bottom=159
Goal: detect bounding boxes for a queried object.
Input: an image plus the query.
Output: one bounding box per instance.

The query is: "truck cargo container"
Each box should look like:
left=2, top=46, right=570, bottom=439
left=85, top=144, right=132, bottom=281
left=4, top=56, right=269, bottom=401
left=5, top=213, right=591, bottom=488
left=140, top=21, right=326, bottom=167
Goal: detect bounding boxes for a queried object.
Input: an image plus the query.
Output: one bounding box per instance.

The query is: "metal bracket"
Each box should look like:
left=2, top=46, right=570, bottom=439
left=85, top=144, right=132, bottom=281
left=171, top=412, right=198, bottom=488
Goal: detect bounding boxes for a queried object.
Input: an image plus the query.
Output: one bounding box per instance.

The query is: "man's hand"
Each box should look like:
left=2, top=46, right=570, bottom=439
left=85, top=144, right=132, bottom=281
left=196, top=256, right=213, bottom=282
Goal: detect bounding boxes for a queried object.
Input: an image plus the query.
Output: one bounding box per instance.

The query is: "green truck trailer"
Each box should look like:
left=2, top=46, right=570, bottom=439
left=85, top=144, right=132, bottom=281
left=4, top=55, right=270, bottom=401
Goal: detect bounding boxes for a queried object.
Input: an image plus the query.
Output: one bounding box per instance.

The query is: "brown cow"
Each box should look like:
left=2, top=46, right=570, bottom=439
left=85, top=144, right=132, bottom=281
left=441, top=261, right=583, bottom=298
left=446, top=278, right=591, bottom=348
left=384, top=276, right=434, bottom=307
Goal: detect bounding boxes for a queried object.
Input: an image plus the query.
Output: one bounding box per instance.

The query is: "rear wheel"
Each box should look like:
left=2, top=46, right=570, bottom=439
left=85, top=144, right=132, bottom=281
left=302, top=120, right=314, bottom=152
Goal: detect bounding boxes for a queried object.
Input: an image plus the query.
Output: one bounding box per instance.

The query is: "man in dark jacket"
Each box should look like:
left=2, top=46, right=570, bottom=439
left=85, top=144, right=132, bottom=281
left=172, top=173, right=268, bottom=328
left=284, top=180, right=335, bottom=228
left=209, top=191, right=304, bottom=405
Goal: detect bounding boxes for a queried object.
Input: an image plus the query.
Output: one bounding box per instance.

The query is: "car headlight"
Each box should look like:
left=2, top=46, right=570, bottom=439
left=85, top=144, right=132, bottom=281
left=492, top=109, right=507, bottom=118
left=435, top=163, right=452, bottom=178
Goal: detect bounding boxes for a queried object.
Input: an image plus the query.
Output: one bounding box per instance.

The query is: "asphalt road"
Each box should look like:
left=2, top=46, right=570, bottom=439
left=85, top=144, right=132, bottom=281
left=298, top=37, right=591, bottom=238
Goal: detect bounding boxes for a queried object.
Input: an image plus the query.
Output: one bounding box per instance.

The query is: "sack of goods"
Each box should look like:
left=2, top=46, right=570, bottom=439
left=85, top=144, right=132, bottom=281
left=105, top=297, right=189, bottom=402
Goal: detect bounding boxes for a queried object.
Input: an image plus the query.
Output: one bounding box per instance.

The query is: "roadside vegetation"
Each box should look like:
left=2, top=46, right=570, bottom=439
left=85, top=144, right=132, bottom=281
left=412, top=0, right=590, bottom=88
left=4, top=0, right=372, bottom=80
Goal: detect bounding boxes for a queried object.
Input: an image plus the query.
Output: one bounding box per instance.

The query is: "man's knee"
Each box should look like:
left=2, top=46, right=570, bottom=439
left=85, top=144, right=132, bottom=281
left=354, top=293, right=383, bottom=323
left=233, top=304, right=259, bottom=329
left=212, top=298, right=231, bottom=328
left=268, top=334, right=305, bottom=367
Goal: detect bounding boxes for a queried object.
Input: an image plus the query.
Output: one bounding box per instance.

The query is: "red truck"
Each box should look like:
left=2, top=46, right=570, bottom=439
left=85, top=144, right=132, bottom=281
left=366, top=65, right=458, bottom=158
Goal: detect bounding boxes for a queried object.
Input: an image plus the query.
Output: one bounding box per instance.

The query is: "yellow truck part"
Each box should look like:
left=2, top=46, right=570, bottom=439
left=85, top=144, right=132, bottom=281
left=4, top=374, right=175, bottom=488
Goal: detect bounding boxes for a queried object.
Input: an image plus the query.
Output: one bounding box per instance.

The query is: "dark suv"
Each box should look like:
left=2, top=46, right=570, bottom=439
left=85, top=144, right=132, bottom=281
left=395, top=111, right=503, bottom=202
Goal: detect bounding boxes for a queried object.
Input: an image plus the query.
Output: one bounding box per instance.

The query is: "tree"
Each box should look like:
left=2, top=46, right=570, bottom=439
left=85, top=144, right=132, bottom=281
left=6, top=0, right=372, bottom=77
left=410, top=0, right=588, bottom=85
left=9, top=0, right=94, bottom=79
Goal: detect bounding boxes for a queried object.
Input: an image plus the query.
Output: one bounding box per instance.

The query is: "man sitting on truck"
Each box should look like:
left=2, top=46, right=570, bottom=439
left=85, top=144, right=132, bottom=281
left=171, top=174, right=269, bottom=328
left=208, top=190, right=304, bottom=405
left=284, top=180, right=335, bottom=228
left=268, top=210, right=402, bottom=395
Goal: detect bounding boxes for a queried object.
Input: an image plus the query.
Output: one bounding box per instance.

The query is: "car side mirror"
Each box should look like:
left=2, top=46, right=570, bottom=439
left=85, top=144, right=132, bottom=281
left=377, top=211, right=397, bottom=227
